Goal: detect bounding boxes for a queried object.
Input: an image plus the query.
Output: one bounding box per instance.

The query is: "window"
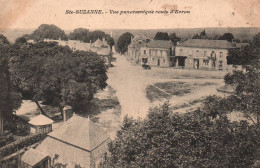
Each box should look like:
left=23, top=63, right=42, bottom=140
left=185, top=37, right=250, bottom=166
left=144, top=50, right=146, bottom=55
left=220, top=52, right=223, bottom=57
left=203, top=60, right=209, bottom=66
left=180, top=49, right=183, bottom=56
left=204, top=51, right=207, bottom=56
left=162, top=51, right=167, bottom=57
left=157, top=50, right=161, bottom=57
left=149, top=49, right=151, bottom=55
left=211, top=51, right=216, bottom=59
left=163, top=59, right=166, bottom=64
left=219, top=61, right=223, bottom=67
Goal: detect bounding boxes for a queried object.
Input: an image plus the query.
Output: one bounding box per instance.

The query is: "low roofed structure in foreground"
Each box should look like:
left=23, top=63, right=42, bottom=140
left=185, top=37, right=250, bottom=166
left=22, top=114, right=111, bottom=168
left=29, top=114, right=54, bottom=134
left=21, top=148, right=50, bottom=168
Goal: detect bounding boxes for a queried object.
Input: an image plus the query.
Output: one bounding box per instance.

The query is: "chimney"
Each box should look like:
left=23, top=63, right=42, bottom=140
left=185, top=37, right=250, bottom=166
left=63, top=106, right=72, bottom=122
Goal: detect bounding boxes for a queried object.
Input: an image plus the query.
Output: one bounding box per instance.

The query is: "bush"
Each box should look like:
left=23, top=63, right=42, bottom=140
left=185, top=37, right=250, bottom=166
left=0, top=133, right=46, bottom=158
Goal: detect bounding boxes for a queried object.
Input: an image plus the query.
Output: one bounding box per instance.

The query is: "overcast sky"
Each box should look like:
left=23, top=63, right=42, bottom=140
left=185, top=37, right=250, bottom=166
left=0, top=0, right=259, bottom=31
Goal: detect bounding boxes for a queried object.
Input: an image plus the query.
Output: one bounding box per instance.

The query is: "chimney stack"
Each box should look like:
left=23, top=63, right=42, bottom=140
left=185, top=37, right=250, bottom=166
left=63, top=106, right=72, bottom=122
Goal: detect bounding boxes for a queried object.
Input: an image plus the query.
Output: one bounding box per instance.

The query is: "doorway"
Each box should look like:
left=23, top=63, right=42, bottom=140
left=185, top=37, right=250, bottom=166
left=194, top=59, right=199, bottom=69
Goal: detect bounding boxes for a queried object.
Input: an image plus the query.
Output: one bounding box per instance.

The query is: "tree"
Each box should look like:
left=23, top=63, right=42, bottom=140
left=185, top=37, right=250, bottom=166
left=0, top=34, right=10, bottom=45
left=116, top=32, right=133, bottom=54
left=219, top=33, right=234, bottom=42
left=15, top=37, right=27, bottom=44
left=0, top=44, right=22, bottom=133
left=69, top=29, right=114, bottom=48
left=68, top=28, right=89, bottom=41
left=169, top=33, right=181, bottom=45
left=30, top=24, right=68, bottom=41
left=10, top=42, right=108, bottom=117
left=103, top=102, right=259, bottom=168
left=192, top=30, right=208, bottom=39
left=154, top=32, right=170, bottom=40
left=40, top=50, right=108, bottom=114
left=227, top=33, right=259, bottom=66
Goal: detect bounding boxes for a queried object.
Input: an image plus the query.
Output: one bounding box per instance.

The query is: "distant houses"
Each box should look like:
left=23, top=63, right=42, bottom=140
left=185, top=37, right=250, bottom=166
left=128, top=34, right=242, bottom=70
left=43, top=38, right=113, bottom=67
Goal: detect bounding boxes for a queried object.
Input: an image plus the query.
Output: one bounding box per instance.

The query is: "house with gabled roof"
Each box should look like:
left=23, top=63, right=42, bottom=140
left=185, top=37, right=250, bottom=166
left=127, top=34, right=149, bottom=64
left=21, top=115, right=111, bottom=168
left=175, top=39, right=236, bottom=70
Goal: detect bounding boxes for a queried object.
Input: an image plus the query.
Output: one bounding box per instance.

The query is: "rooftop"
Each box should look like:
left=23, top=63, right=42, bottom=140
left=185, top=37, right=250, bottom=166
left=21, top=148, right=49, bottom=166
left=28, top=114, right=54, bottom=126
left=178, top=39, right=235, bottom=49
left=146, top=40, right=174, bottom=49
left=48, top=115, right=110, bottom=151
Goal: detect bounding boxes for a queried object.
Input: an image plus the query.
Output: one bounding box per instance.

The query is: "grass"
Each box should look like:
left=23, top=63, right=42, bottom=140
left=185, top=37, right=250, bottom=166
left=146, top=85, right=172, bottom=102
left=146, top=81, right=215, bottom=102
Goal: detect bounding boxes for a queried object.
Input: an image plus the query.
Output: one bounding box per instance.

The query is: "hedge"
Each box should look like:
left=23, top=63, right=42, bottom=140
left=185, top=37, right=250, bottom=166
left=0, top=133, right=46, bottom=158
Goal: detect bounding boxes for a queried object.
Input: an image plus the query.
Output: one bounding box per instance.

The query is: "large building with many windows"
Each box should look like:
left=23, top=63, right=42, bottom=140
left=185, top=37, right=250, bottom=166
left=175, top=39, right=236, bottom=70
left=140, top=40, right=175, bottom=67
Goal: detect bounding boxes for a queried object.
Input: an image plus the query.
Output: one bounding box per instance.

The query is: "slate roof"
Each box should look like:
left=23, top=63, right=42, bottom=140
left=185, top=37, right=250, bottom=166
left=29, top=114, right=54, bottom=126
left=146, top=40, right=174, bottom=49
left=129, top=40, right=147, bottom=48
left=21, top=148, right=48, bottom=166
left=48, top=115, right=110, bottom=151
left=178, top=39, right=235, bottom=49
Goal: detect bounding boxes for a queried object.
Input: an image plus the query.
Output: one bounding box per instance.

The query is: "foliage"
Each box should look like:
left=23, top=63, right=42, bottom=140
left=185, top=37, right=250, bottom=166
left=117, top=32, right=133, bottom=54
left=219, top=33, right=234, bottom=42
left=154, top=32, right=170, bottom=40
left=69, top=29, right=114, bottom=48
left=0, top=44, right=22, bottom=133
left=224, top=69, right=260, bottom=125
left=0, top=34, right=10, bottom=45
left=41, top=50, right=108, bottom=113
left=30, top=24, right=68, bottom=41
left=227, top=33, right=260, bottom=66
left=10, top=42, right=108, bottom=115
left=169, top=33, right=181, bottom=45
left=103, top=102, right=259, bottom=168
left=15, top=36, right=27, bottom=44
left=192, top=30, right=207, bottom=39
left=0, top=133, right=46, bottom=158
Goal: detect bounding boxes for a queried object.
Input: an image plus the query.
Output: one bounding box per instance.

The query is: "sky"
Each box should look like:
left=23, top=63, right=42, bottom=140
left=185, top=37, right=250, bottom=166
left=0, top=0, right=259, bottom=31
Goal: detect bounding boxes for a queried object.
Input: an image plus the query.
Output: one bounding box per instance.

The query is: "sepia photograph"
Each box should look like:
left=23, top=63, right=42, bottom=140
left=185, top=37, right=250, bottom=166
left=0, top=0, right=260, bottom=167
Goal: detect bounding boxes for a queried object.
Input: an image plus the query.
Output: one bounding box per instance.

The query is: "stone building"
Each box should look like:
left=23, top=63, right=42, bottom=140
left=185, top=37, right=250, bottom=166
left=140, top=40, right=175, bottom=67
left=175, top=39, right=236, bottom=70
left=22, top=115, right=110, bottom=168
left=127, top=34, right=149, bottom=64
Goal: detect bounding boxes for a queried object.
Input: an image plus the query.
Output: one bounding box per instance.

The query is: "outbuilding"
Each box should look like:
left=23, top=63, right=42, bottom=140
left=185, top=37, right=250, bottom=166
left=29, top=114, right=54, bottom=134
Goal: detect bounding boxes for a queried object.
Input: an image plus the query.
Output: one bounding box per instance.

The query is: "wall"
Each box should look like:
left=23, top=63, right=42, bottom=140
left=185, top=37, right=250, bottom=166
left=140, top=47, right=171, bottom=67
left=175, top=46, right=228, bottom=70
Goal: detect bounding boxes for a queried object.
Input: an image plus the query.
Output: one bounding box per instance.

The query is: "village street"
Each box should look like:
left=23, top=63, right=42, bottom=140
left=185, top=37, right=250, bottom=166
left=107, top=53, right=226, bottom=120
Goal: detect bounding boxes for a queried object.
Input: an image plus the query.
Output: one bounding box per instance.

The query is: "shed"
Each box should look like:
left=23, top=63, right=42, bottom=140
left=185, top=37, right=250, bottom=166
left=21, top=148, right=50, bottom=168
left=29, top=114, right=54, bottom=134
